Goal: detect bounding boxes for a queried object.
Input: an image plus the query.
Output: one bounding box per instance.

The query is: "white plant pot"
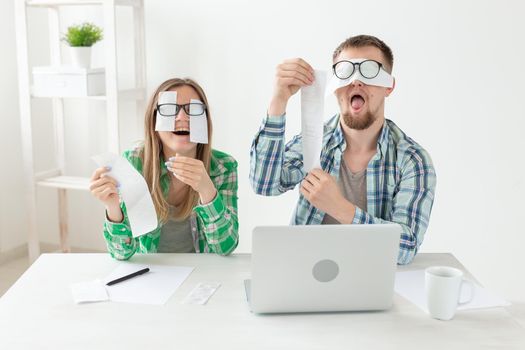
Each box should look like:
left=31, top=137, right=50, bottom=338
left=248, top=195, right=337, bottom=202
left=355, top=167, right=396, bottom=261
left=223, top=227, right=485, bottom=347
left=69, top=46, right=92, bottom=68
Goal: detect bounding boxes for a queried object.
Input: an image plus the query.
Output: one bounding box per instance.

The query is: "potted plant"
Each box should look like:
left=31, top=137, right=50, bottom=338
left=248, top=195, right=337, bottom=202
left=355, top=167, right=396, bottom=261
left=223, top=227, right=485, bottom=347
left=62, top=22, right=103, bottom=68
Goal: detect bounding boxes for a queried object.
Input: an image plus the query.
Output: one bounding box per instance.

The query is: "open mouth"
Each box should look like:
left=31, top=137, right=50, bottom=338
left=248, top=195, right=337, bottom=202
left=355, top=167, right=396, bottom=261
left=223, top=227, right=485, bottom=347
left=173, top=128, right=190, bottom=136
left=350, top=94, right=366, bottom=110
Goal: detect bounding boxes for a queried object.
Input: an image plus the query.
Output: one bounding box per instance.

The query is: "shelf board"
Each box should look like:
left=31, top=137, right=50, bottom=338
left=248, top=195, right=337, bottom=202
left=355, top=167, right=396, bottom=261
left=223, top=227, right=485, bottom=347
left=26, top=0, right=141, bottom=7
left=31, top=93, right=107, bottom=100
left=37, top=176, right=90, bottom=190
left=30, top=87, right=145, bottom=101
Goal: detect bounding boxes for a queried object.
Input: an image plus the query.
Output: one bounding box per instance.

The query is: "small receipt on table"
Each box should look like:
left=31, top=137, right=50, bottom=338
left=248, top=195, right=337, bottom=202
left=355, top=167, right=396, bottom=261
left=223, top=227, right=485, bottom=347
left=182, top=282, right=221, bottom=305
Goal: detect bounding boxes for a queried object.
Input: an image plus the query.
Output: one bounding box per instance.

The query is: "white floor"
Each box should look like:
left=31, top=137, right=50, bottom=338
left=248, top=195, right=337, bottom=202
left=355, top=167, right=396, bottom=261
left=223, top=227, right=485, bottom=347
left=0, top=256, right=31, bottom=297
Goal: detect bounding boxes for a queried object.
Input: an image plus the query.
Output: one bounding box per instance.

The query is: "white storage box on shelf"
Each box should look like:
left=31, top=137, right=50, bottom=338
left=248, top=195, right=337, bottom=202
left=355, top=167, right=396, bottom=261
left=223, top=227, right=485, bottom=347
left=32, top=66, right=105, bottom=97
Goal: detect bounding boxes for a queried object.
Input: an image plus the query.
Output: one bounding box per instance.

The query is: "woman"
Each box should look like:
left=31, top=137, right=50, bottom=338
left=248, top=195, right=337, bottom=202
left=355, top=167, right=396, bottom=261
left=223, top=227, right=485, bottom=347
left=89, top=78, right=238, bottom=260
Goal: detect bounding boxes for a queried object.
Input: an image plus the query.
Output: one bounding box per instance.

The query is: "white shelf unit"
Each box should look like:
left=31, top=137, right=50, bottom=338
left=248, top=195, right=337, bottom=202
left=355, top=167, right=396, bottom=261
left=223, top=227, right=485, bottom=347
left=15, top=0, right=147, bottom=262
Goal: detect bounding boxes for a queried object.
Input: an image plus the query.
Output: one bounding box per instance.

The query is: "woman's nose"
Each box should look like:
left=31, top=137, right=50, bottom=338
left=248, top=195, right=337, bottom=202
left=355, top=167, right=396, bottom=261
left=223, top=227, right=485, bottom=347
left=175, top=108, right=189, bottom=120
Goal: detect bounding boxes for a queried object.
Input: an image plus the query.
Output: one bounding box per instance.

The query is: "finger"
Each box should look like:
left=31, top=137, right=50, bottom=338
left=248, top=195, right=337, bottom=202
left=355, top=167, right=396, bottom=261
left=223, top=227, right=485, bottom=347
left=167, top=162, right=201, bottom=178
left=99, top=187, right=118, bottom=201
left=92, top=183, right=118, bottom=197
left=304, top=173, right=320, bottom=186
left=90, top=176, right=118, bottom=190
left=169, top=167, right=198, bottom=178
left=89, top=176, right=118, bottom=191
left=278, top=77, right=310, bottom=89
left=172, top=173, right=196, bottom=189
left=95, top=189, right=114, bottom=202
left=169, top=161, right=200, bottom=173
left=283, top=58, right=314, bottom=73
left=168, top=162, right=203, bottom=175
left=300, top=185, right=310, bottom=199
left=277, top=70, right=312, bottom=86
left=278, top=63, right=314, bottom=83
left=301, top=179, right=315, bottom=193
left=90, top=166, right=112, bottom=181
left=168, top=156, right=201, bottom=166
left=308, top=168, right=326, bottom=181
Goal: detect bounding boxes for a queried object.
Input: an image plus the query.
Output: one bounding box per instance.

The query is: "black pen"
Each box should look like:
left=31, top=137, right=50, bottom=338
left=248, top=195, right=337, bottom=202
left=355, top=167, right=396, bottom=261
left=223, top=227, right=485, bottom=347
left=106, top=267, right=150, bottom=286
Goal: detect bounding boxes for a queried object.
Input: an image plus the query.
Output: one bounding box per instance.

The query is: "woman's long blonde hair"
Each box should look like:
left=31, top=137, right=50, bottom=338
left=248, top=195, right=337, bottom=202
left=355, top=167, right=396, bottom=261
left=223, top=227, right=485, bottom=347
left=142, top=78, right=213, bottom=223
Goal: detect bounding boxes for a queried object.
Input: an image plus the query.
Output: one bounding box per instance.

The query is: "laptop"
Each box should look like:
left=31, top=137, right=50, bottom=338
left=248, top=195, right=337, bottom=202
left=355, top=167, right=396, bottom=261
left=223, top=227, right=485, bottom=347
left=245, top=224, right=401, bottom=314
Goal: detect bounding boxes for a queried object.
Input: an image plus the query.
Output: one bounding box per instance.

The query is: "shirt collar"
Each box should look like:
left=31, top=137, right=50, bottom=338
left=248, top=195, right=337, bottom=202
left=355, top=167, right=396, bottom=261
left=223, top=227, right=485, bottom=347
left=209, top=154, right=220, bottom=177
left=325, top=115, right=345, bottom=152
left=326, top=115, right=390, bottom=160
left=160, top=156, right=169, bottom=176
left=375, top=120, right=390, bottom=159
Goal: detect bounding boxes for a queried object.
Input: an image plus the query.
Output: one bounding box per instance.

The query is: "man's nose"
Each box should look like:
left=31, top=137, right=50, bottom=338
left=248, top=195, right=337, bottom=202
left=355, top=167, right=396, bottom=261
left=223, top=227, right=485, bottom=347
left=350, top=79, right=364, bottom=87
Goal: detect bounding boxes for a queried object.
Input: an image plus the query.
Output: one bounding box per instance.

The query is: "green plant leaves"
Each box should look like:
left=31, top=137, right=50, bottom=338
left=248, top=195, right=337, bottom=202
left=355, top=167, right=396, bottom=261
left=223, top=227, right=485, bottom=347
left=63, top=22, right=103, bottom=47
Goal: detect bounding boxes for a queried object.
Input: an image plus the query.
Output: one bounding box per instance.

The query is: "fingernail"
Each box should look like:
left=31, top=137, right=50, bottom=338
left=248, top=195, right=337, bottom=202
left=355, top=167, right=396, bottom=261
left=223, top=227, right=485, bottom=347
left=169, top=156, right=176, bottom=161
left=105, top=166, right=112, bottom=171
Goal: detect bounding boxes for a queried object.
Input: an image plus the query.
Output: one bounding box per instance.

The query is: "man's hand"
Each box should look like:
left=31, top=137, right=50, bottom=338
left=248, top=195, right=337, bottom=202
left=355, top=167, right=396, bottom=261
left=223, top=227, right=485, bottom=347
left=300, top=168, right=355, bottom=224
left=268, top=58, right=315, bottom=116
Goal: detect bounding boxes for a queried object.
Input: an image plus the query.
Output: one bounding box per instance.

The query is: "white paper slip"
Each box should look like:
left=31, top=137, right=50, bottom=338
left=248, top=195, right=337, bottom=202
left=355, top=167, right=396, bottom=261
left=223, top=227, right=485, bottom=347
left=301, top=69, right=327, bottom=173
left=182, top=282, right=221, bottom=305
left=155, top=91, right=178, bottom=131
left=70, top=279, right=109, bottom=304
left=189, top=98, right=209, bottom=144
left=104, top=263, right=194, bottom=305
left=92, top=153, right=158, bottom=237
left=394, top=270, right=511, bottom=313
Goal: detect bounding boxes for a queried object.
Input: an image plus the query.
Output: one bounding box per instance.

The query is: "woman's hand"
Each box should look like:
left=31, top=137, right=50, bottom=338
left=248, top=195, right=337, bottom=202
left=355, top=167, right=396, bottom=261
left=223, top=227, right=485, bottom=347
left=89, top=167, right=123, bottom=222
left=166, top=156, right=217, bottom=204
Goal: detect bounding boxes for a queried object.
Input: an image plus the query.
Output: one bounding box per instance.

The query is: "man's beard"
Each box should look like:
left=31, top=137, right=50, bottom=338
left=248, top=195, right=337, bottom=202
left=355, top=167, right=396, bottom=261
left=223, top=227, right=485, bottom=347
left=341, top=110, right=377, bottom=130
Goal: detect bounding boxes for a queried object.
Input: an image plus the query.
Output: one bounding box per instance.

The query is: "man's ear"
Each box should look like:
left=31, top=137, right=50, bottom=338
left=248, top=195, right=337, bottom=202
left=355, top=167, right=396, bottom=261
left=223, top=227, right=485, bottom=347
left=385, top=77, right=395, bottom=97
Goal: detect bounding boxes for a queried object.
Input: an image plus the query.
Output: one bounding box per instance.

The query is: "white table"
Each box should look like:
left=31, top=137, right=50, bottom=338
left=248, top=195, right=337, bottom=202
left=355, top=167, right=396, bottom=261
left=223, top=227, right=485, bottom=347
left=0, top=253, right=523, bottom=349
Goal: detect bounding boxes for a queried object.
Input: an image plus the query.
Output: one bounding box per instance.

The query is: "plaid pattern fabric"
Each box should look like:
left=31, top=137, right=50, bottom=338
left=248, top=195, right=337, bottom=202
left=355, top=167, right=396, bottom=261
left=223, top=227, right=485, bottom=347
left=104, top=147, right=239, bottom=260
left=250, top=114, right=436, bottom=264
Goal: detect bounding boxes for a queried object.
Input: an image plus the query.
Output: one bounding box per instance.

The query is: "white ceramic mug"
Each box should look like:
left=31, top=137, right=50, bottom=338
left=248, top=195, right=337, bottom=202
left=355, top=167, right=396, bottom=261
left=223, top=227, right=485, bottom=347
left=425, top=266, right=474, bottom=320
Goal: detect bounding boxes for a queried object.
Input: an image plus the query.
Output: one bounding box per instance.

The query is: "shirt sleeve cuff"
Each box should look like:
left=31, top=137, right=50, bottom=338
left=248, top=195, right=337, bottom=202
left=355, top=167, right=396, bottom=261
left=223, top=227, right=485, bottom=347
left=259, top=114, right=286, bottom=139
left=194, top=192, right=227, bottom=223
left=104, top=212, right=132, bottom=237
left=352, top=206, right=373, bottom=224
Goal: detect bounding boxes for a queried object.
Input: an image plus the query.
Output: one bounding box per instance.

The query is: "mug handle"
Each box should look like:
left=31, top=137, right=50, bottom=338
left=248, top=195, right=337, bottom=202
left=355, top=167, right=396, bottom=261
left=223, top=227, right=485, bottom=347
left=458, top=279, right=475, bottom=305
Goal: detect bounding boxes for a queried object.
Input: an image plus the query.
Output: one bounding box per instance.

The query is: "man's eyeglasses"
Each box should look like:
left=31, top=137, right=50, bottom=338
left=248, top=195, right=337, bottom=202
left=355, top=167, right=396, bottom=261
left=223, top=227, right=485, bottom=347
left=332, top=59, right=384, bottom=80
left=157, top=103, right=206, bottom=117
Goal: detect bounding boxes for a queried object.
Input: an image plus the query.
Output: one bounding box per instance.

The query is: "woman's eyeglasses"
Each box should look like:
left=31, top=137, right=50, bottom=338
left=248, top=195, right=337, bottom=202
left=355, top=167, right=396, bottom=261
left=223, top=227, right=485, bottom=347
left=157, top=103, right=206, bottom=117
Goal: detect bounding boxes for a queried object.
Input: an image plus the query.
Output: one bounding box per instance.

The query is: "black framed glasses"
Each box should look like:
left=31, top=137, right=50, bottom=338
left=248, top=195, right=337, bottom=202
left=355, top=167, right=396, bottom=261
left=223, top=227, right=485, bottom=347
left=332, top=59, right=384, bottom=80
left=157, top=103, right=206, bottom=117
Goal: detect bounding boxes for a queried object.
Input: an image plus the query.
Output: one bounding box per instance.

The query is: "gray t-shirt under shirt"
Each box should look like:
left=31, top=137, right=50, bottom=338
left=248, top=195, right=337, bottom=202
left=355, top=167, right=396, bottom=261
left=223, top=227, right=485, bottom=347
left=322, top=159, right=367, bottom=224
left=158, top=206, right=194, bottom=253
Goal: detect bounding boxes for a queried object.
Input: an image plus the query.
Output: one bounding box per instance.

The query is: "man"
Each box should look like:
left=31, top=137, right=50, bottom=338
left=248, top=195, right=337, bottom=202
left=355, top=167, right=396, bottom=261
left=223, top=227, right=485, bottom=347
left=249, top=35, right=436, bottom=264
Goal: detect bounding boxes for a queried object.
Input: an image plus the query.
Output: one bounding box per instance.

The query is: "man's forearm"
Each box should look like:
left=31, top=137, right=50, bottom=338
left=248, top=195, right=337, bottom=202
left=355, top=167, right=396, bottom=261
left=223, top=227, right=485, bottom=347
left=327, top=198, right=356, bottom=224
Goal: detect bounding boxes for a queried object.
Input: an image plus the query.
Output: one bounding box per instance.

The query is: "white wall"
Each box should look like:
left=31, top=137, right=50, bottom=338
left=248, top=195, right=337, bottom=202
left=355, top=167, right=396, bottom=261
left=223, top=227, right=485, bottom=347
left=1, top=0, right=524, bottom=302
left=0, top=0, right=29, bottom=252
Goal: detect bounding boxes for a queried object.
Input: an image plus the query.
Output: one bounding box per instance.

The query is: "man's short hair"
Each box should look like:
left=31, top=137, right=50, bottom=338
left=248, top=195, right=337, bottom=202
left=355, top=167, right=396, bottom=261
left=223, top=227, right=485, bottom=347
left=333, top=35, right=394, bottom=73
